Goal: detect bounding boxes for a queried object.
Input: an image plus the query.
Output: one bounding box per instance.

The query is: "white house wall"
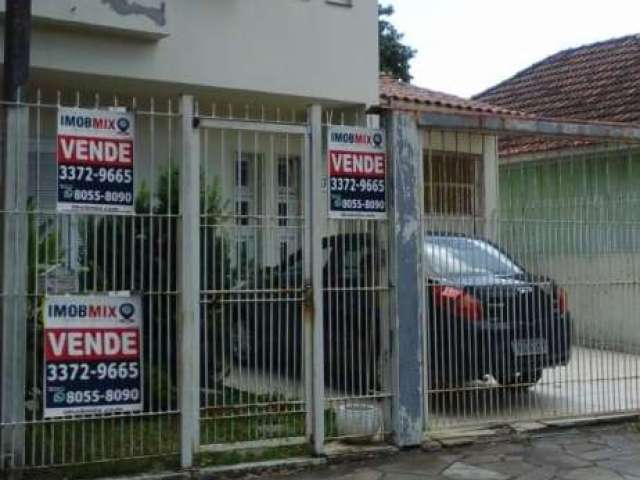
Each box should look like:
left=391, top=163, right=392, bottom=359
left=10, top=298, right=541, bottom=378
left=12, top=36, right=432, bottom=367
left=532, top=255, right=640, bottom=353
left=0, top=0, right=379, bottom=107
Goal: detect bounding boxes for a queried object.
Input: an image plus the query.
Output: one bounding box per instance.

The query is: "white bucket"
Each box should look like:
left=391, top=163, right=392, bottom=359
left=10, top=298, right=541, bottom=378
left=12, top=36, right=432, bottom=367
left=334, top=403, right=383, bottom=441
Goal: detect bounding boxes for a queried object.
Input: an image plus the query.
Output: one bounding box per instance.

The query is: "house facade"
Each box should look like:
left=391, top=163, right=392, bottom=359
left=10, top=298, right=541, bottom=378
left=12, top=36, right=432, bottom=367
left=475, top=34, right=640, bottom=351
left=1, top=0, right=379, bottom=270
left=475, top=34, right=640, bottom=219
left=379, top=76, right=513, bottom=238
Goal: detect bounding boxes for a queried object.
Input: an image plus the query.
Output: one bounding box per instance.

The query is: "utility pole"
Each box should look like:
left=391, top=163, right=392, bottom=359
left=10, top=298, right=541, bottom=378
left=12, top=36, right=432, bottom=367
left=3, top=0, right=32, bottom=102
left=1, top=0, right=32, bottom=471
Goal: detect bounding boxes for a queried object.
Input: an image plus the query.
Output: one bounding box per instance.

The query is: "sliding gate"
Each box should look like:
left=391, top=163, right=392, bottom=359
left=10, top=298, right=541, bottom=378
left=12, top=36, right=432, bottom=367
left=422, top=127, right=640, bottom=433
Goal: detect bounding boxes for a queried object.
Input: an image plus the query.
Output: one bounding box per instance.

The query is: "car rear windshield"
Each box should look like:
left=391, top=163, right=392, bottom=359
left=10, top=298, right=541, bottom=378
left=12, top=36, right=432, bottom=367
left=424, top=236, right=523, bottom=277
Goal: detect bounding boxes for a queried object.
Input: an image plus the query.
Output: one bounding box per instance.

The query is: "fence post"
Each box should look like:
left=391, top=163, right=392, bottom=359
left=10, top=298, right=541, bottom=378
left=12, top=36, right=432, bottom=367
left=178, top=95, right=200, bottom=468
left=0, top=102, right=29, bottom=470
left=483, top=135, right=499, bottom=240
left=307, top=104, right=325, bottom=455
left=385, top=111, right=425, bottom=447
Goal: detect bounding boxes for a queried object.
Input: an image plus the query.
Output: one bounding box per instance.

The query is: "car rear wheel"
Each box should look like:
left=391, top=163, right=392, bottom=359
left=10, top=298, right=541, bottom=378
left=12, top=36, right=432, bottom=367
left=497, top=368, right=543, bottom=390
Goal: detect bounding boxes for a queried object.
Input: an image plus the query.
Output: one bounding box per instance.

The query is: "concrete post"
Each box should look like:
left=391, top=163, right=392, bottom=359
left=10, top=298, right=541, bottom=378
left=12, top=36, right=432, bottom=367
left=385, top=111, right=425, bottom=447
left=307, top=104, right=325, bottom=455
left=178, top=95, right=200, bottom=469
left=0, top=103, right=29, bottom=469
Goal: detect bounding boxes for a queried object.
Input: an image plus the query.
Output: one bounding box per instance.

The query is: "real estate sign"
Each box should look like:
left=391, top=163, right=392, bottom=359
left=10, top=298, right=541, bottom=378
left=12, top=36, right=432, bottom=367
left=43, top=294, right=143, bottom=418
left=57, top=107, right=135, bottom=213
left=327, top=126, right=387, bottom=219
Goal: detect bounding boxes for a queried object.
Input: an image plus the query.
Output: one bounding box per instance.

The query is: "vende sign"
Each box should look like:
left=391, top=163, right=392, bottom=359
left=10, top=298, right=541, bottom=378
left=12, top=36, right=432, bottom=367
left=327, top=126, right=387, bottom=219
left=57, top=107, right=135, bottom=214
left=43, top=295, right=143, bottom=418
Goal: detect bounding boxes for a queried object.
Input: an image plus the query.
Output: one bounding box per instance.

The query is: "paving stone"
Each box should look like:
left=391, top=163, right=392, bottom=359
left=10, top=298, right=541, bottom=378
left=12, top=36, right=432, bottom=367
left=378, top=453, right=458, bottom=476
left=442, top=462, right=509, bottom=480
left=463, top=454, right=505, bottom=465
left=479, top=460, right=537, bottom=477
left=563, top=441, right=603, bottom=454
left=578, top=447, right=626, bottom=461
left=598, top=456, right=640, bottom=477
left=525, top=448, right=592, bottom=470
left=333, top=468, right=384, bottom=480
left=560, top=466, right=624, bottom=480
left=515, top=465, right=556, bottom=480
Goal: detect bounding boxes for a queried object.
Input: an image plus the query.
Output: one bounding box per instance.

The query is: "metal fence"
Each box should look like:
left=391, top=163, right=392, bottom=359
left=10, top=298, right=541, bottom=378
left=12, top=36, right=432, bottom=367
left=0, top=94, right=182, bottom=469
left=0, top=94, right=392, bottom=473
left=422, top=131, right=640, bottom=433
left=4, top=93, right=640, bottom=474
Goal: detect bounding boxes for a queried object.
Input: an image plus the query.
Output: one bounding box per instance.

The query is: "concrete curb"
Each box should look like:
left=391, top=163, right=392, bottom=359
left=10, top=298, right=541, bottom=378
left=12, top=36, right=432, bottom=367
left=99, top=457, right=325, bottom=480
left=198, top=457, right=326, bottom=479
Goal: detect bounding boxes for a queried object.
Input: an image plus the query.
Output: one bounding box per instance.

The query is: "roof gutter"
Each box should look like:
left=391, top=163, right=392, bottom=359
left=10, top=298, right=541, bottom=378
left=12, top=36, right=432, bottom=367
left=417, top=111, right=640, bottom=142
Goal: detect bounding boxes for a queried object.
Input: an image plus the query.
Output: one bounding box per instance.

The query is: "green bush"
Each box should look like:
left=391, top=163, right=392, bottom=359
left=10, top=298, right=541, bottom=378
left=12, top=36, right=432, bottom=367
left=81, top=165, right=232, bottom=409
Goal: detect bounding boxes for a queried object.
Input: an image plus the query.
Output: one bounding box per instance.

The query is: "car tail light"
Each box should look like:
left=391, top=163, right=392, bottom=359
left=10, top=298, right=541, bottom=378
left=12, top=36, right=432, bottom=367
left=555, top=287, right=567, bottom=314
left=432, top=285, right=484, bottom=322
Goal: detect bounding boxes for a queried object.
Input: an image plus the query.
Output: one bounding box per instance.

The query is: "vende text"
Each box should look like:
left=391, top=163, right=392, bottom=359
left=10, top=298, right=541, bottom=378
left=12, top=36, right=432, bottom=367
left=45, top=329, right=139, bottom=361
left=58, top=135, right=133, bottom=166
left=329, top=151, right=385, bottom=178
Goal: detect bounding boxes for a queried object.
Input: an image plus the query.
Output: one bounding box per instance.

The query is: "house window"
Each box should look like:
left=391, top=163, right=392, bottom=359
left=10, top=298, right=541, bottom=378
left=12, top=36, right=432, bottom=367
left=277, top=156, right=299, bottom=191
left=236, top=200, right=249, bottom=225
left=278, top=159, right=288, bottom=188
left=279, top=241, right=288, bottom=265
left=235, top=157, right=250, bottom=187
left=424, top=151, right=481, bottom=216
left=278, top=202, right=288, bottom=227
left=237, top=239, right=249, bottom=271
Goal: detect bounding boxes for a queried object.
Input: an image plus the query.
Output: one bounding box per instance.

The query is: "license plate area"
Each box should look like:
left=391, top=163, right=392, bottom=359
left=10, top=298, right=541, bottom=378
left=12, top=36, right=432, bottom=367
left=512, top=338, right=548, bottom=356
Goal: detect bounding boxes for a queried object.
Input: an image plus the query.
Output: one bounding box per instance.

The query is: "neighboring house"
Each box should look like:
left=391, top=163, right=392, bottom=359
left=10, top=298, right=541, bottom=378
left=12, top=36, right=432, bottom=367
left=379, top=75, right=525, bottom=237
left=475, top=34, right=640, bottom=221
left=474, top=34, right=640, bottom=351
left=0, top=0, right=379, bottom=271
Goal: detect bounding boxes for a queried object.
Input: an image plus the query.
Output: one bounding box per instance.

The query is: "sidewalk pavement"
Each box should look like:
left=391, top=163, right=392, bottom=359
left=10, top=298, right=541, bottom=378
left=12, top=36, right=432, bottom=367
left=264, top=422, right=640, bottom=480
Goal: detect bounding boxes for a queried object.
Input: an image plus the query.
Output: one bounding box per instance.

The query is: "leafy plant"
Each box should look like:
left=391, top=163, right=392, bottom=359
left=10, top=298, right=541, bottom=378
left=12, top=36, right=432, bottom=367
left=379, top=3, right=416, bottom=82
left=81, top=165, right=232, bottom=409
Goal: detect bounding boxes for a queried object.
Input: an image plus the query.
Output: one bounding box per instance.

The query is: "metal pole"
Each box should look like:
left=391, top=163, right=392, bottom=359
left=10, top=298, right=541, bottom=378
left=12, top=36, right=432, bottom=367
left=3, top=0, right=32, bottom=102
left=178, top=95, right=201, bottom=469
left=1, top=0, right=31, bottom=470
left=308, top=104, right=325, bottom=454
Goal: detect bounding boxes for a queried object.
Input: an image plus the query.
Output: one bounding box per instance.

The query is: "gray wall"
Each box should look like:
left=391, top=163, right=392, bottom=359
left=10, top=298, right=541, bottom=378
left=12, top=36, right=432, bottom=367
left=0, top=0, right=378, bottom=106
